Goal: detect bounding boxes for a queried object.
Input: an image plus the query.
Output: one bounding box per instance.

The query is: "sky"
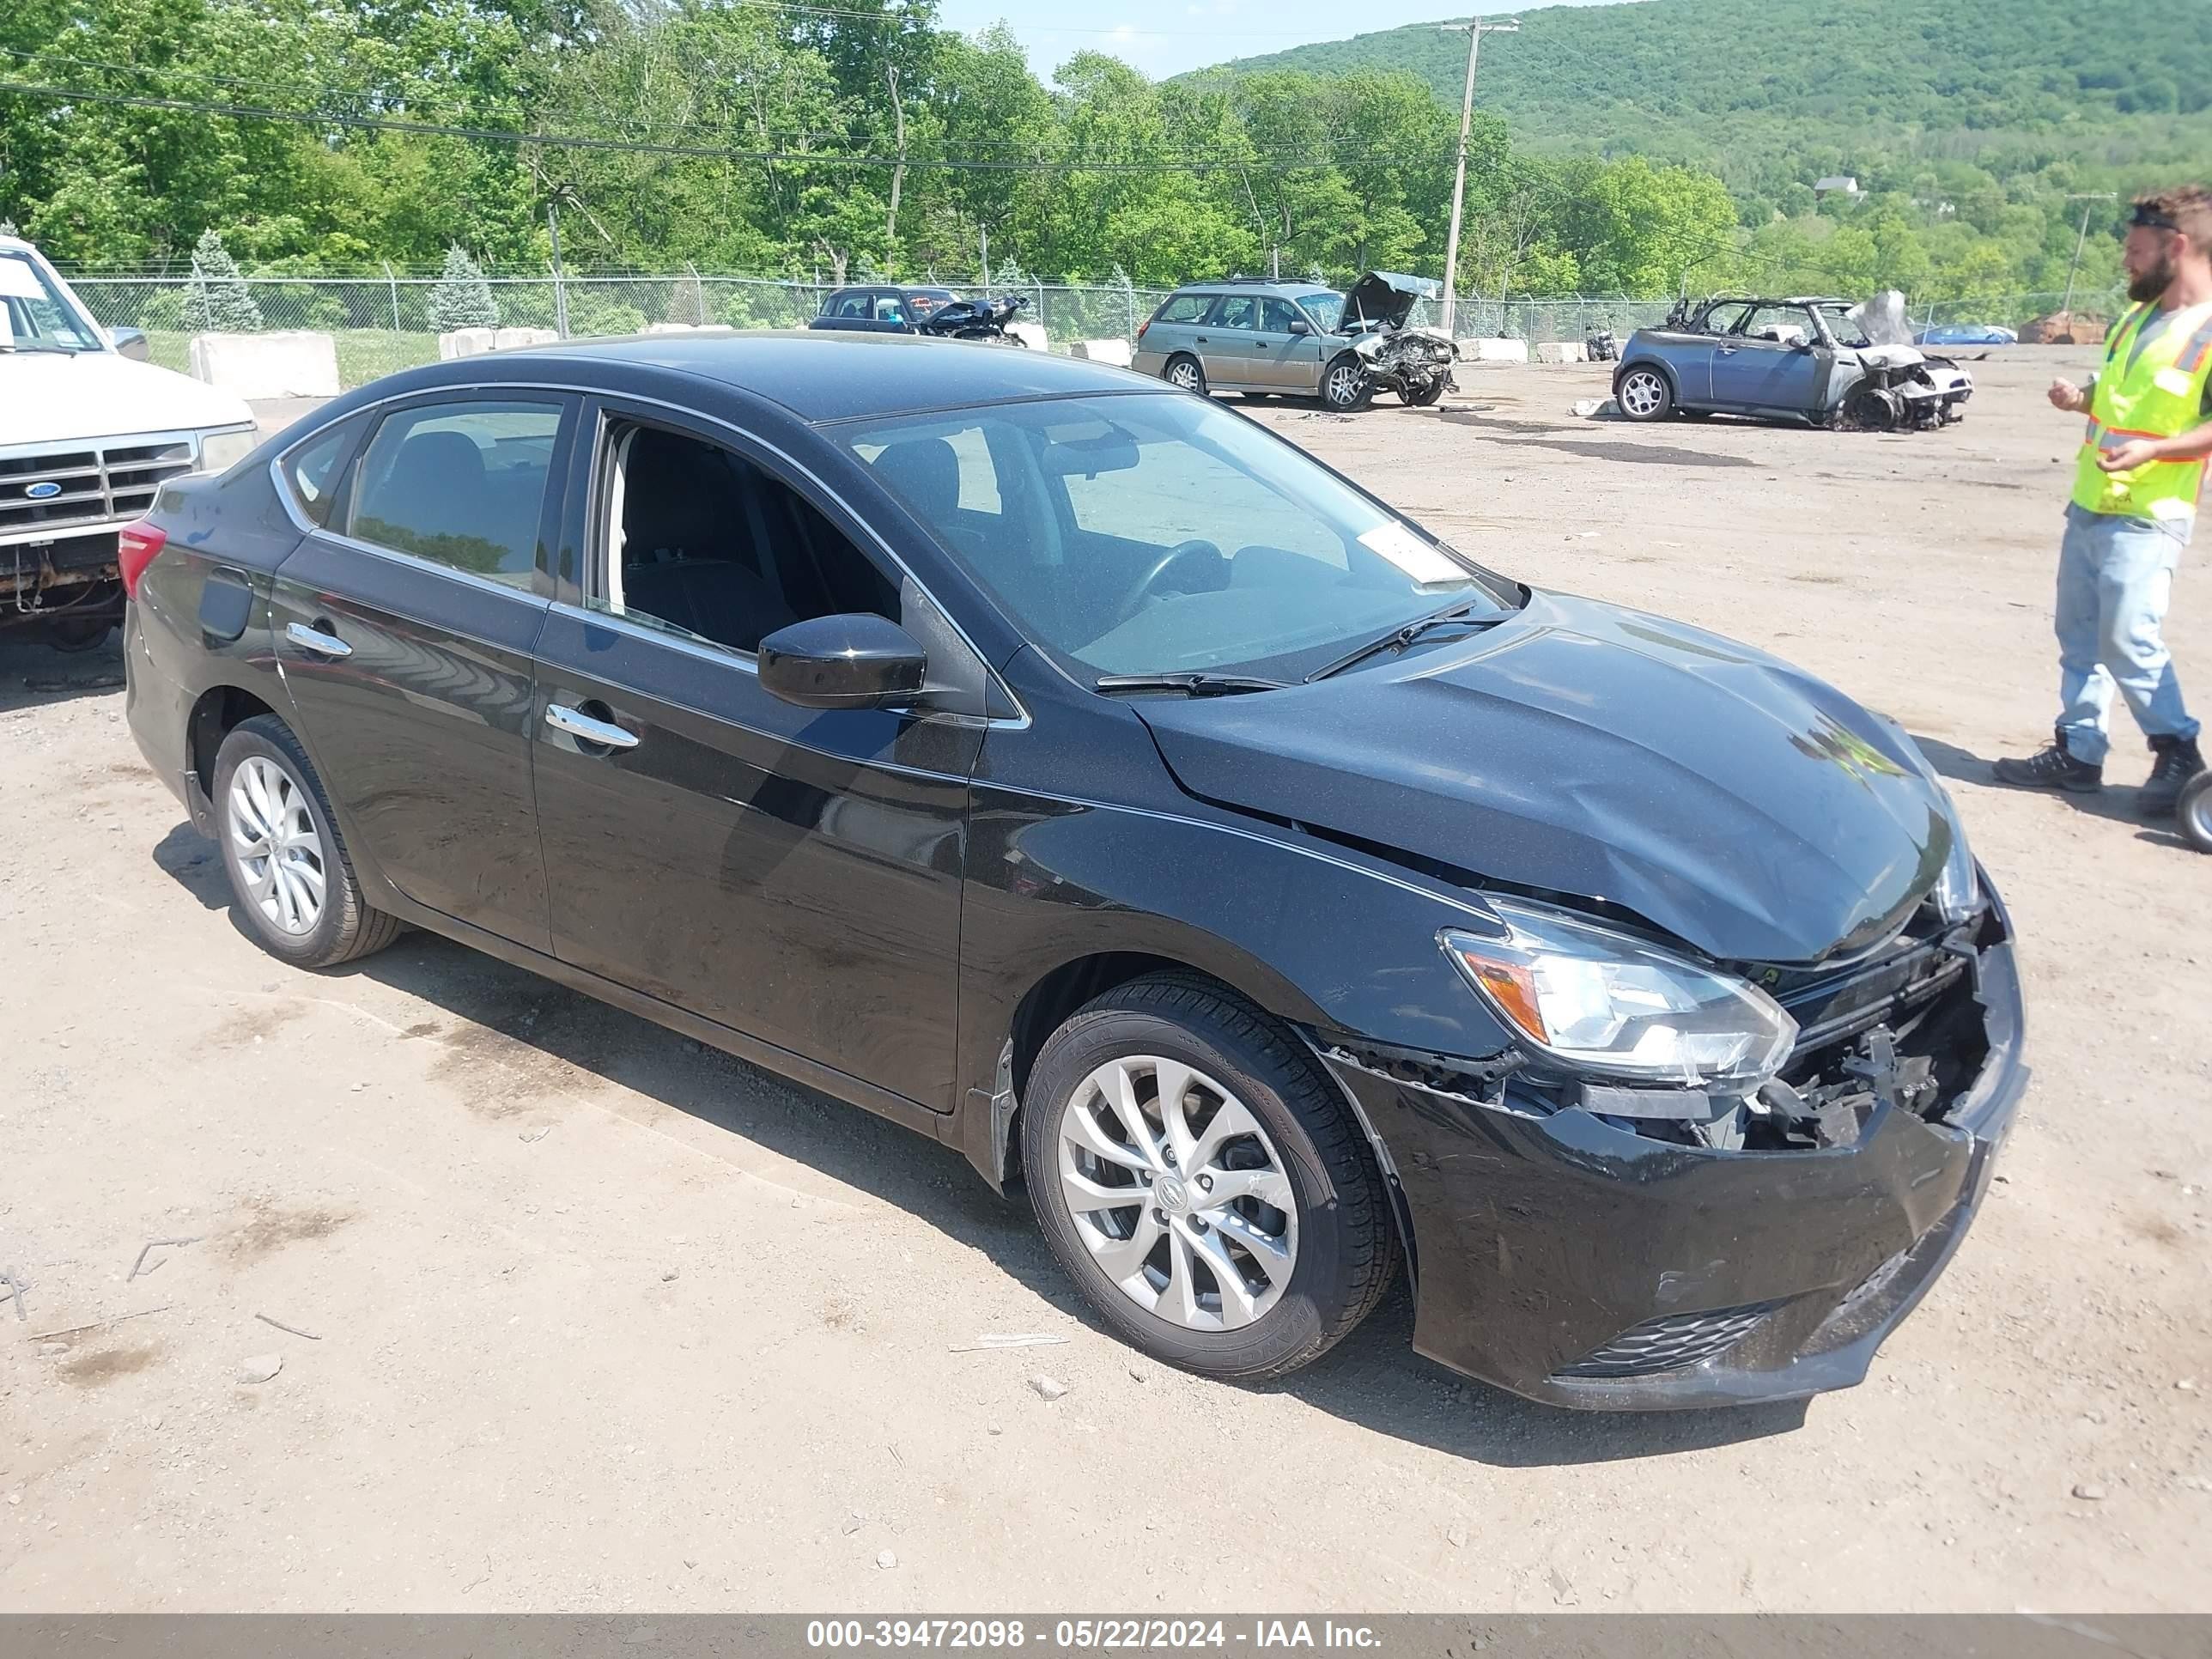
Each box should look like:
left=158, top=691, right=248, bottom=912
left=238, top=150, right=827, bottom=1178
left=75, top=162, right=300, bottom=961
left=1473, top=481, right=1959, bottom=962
left=928, top=0, right=1636, bottom=82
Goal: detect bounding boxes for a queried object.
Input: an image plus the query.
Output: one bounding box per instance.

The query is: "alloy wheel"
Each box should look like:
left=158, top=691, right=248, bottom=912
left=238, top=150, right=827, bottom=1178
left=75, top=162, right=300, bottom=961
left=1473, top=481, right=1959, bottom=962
left=1168, top=359, right=1201, bottom=391
left=1056, top=1054, right=1298, bottom=1332
left=227, top=755, right=327, bottom=936
left=1326, top=363, right=1364, bottom=408
left=1620, top=370, right=1666, bottom=418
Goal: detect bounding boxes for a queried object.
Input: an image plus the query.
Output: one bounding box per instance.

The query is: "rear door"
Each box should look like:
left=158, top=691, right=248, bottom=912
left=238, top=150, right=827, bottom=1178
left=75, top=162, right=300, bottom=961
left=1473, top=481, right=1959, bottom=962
left=1199, top=294, right=1261, bottom=387
left=527, top=402, right=979, bottom=1109
left=270, top=392, right=574, bottom=949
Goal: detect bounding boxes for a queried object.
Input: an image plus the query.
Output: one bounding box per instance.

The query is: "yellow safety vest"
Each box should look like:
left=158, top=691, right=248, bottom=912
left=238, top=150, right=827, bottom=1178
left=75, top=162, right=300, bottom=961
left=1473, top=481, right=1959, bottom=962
left=2074, top=298, right=2212, bottom=521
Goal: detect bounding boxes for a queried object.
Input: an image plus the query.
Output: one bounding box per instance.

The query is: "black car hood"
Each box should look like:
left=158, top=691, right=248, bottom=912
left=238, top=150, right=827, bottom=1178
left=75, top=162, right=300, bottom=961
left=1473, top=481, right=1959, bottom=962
left=1134, top=589, right=1954, bottom=966
left=1340, top=271, right=1437, bottom=333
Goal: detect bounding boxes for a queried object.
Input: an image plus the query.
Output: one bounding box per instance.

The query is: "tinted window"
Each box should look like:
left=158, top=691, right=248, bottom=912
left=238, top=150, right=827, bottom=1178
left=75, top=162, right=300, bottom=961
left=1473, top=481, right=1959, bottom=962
left=348, top=401, right=561, bottom=586
left=1152, top=295, right=1212, bottom=325
left=830, top=292, right=871, bottom=319
left=1212, top=295, right=1261, bottom=330
left=599, top=424, right=896, bottom=656
left=284, top=416, right=364, bottom=527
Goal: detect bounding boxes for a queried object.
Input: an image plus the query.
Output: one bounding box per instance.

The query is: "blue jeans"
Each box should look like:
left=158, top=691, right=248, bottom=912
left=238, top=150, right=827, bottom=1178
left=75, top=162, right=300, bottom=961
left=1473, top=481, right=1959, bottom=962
left=2055, top=507, right=2200, bottom=766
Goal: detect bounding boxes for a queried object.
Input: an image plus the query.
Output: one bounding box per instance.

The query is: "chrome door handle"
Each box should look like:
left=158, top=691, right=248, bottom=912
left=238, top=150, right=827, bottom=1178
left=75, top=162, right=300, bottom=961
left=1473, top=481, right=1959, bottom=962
left=545, top=702, right=640, bottom=750
left=1717, top=346, right=1740, bottom=356
left=285, top=621, right=352, bottom=659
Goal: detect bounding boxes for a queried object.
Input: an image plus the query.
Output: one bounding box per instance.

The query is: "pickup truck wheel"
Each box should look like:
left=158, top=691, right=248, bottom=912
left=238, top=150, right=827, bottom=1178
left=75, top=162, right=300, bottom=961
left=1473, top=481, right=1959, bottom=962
left=1322, top=356, right=1372, bottom=412
left=214, top=715, right=403, bottom=969
left=1616, top=366, right=1674, bottom=422
left=1163, top=354, right=1206, bottom=395
left=1024, top=975, right=1399, bottom=1381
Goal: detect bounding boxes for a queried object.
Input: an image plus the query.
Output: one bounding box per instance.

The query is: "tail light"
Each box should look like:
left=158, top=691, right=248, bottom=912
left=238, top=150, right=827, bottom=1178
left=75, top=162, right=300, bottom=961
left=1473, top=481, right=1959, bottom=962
left=1136, top=318, right=1150, bottom=343
left=118, top=520, right=168, bottom=599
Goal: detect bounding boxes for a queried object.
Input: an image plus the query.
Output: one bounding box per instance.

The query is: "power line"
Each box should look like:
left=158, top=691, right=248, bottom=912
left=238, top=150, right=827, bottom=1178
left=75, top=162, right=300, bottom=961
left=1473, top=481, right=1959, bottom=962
left=0, top=79, right=1466, bottom=172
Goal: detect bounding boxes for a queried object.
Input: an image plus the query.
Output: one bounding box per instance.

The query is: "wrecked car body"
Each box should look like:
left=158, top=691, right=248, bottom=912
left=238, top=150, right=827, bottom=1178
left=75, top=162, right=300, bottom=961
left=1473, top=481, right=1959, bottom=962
left=1340, top=271, right=1458, bottom=409
left=1614, top=293, right=1974, bottom=429
left=914, top=293, right=1030, bottom=343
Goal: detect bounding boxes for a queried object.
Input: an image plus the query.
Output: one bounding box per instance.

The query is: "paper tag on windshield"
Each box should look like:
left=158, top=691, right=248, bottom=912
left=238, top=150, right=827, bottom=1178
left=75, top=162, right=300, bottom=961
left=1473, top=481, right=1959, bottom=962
left=0, top=259, right=46, bottom=301
left=1358, top=520, right=1465, bottom=585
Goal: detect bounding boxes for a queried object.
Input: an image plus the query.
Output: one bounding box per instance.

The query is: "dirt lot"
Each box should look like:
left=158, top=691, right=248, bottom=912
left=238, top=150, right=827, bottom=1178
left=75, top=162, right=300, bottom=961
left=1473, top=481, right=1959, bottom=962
left=2, top=350, right=2207, bottom=1613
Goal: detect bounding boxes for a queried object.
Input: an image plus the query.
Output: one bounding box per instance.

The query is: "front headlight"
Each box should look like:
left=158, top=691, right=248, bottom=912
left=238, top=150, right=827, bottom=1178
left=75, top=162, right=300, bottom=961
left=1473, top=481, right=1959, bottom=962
left=1441, top=897, right=1797, bottom=1090
left=197, top=428, right=256, bottom=474
left=1933, top=818, right=1980, bottom=923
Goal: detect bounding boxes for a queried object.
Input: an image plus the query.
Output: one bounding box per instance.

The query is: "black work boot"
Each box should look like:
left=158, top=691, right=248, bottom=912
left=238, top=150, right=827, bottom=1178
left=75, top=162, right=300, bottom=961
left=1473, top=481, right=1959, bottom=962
left=1993, top=731, right=2103, bottom=793
left=2141, top=733, right=2206, bottom=817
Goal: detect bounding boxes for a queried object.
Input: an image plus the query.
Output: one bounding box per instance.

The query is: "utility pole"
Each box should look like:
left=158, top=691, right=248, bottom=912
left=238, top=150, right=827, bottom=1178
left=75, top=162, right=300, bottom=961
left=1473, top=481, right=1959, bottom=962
left=1438, top=15, right=1517, bottom=337
left=2061, top=191, right=2118, bottom=337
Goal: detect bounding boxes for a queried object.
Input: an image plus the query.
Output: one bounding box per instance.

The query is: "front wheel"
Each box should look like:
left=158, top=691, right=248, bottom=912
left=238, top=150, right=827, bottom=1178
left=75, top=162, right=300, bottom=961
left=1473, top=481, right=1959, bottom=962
left=1322, top=355, right=1372, bottom=412
left=1402, top=376, right=1448, bottom=407
left=1024, top=975, right=1399, bottom=1381
left=1615, top=365, right=1674, bottom=422
left=213, top=715, right=403, bottom=969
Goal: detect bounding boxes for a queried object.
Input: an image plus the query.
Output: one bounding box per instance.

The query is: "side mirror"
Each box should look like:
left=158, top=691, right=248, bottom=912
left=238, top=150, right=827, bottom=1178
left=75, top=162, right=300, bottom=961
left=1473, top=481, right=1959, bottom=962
left=112, top=326, right=151, bottom=362
left=758, top=613, right=927, bottom=709
left=1286, top=319, right=1310, bottom=336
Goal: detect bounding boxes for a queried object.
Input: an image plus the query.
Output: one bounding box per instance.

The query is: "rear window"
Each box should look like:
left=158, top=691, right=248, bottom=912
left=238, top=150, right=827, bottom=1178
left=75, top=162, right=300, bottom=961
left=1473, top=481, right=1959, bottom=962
left=1152, top=294, right=1212, bottom=325
left=347, top=400, right=562, bottom=586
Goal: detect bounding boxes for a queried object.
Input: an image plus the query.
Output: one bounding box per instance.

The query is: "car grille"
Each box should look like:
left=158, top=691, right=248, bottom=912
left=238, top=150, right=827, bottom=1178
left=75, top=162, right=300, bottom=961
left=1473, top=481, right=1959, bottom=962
left=1555, top=1301, right=1784, bottom=1379
left=0, top=439, right=196, bottom=538
left=1777, top=922, right=1974, bottom=1070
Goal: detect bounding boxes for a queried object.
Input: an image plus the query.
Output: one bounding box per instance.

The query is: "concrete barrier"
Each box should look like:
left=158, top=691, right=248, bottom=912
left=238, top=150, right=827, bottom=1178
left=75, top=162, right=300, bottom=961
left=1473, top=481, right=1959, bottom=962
left=187, top=331, right=341, bottom=398
left=493, top=327, right=559, bottom=351
left=1458, top=337, right=1531, bottom=365
left=438, top=327, right=495, bottom=360
left=1006, top=321, right=1049, bottom=353
left=1535, top=341, right=1589, bottom=365
left=1067, top=338, right=1133, bottom=368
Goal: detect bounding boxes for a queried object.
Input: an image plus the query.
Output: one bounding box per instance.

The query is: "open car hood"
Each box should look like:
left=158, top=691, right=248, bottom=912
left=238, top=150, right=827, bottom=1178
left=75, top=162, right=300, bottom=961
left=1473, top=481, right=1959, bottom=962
left=1340, top=271, right=1438, bottom=333
left=1133, top=589, right=1955, bottom=967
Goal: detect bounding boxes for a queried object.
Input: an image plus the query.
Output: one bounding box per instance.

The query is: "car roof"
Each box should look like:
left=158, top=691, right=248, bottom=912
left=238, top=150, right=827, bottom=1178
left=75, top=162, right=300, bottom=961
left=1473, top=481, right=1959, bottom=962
left=448, top=329, right=1163, bottom=424
left=1172, top=278, right=1334, bottom=296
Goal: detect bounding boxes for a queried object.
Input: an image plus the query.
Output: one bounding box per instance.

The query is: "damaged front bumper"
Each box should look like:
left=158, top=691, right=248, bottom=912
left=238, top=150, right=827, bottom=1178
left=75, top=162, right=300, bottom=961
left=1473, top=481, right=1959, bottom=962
left=1319, top=894, right=2027, bottom=1410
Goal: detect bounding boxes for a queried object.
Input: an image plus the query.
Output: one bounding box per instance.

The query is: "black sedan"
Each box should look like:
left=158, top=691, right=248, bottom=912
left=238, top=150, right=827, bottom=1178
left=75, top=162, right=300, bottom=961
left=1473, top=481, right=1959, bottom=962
left=120, top=332, right=2025, bottom=1408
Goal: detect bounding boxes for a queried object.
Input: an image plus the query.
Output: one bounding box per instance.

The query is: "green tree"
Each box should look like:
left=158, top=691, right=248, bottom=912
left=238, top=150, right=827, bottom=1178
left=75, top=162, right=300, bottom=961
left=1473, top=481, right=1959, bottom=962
left=430, top=245, right=500, bottom=331
left=185, top=229, right=263, bottom=331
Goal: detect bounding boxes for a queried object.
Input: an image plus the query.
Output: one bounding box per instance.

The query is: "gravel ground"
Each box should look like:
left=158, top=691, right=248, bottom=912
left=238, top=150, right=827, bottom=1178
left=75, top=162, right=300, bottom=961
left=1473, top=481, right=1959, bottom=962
left=0, top=349, right=2206, bottom=1613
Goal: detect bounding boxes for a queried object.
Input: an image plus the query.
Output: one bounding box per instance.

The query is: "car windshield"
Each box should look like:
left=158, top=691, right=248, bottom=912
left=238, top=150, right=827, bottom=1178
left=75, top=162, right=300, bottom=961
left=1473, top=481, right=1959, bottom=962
left=836, top=392, right=1519, bottom=683
left=1297, top=292, right=1346, bottom=334
left=0, top=252, right=103, bottom=353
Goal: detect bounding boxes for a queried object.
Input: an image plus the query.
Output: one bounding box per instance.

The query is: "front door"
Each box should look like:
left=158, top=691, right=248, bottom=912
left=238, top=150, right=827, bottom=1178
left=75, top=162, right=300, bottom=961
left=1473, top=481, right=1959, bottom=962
left=528, top=405, right=978, bottom=1109
left=1261, top=297, right=1323, bottom=390
left=270, top=392, right=574, bottom=949
left=1712, top=307, right=1826, bottom=411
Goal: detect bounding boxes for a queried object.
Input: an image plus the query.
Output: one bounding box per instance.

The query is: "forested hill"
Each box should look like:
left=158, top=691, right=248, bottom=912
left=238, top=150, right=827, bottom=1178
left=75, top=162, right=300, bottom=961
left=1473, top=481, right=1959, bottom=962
left=1206, top=0, right=2212, bottom=207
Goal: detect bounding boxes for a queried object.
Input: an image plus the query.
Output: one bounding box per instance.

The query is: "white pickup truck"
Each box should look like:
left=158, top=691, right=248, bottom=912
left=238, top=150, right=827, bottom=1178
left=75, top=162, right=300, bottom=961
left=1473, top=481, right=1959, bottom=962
left=2, top=234, right=255, bottom=649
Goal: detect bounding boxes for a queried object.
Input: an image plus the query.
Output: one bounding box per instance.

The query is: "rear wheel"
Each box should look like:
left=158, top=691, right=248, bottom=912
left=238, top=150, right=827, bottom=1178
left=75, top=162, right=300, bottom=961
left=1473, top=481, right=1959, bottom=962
left=1616, top=366, right=1674, bottom=422
left=1024, top=975, right=1398, bottom=1381
left=213, top=715, right=402, bottom=969
left=1163, top=353, right=1206, bottom=396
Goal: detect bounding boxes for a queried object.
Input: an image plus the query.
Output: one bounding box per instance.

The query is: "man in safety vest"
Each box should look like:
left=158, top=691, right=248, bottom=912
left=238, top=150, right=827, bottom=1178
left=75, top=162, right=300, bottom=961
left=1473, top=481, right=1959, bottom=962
left=1996, top=186, right=2209, bottom=816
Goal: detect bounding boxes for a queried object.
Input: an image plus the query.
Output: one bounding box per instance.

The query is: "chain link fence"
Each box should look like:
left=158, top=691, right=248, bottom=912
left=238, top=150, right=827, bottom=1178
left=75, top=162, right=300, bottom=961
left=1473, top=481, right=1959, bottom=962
left=59, top=272, right=2135, bottom=392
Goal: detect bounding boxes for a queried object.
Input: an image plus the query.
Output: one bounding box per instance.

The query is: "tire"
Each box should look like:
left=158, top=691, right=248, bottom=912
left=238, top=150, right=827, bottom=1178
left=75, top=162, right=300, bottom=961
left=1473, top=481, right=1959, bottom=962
left=1402, top=376, right=1447, bottom=408
left=1321, top=354, right=1372, bottom=412
left=1163, top=354, right=1206, bottom=396
left=212, top=714, right=403, bottom=969
left=1616, top=365, right=1674, bottom=422
left=1024, top=975, right=1399, bottom=1381
left=2180, top=771, right=2212, bottom=854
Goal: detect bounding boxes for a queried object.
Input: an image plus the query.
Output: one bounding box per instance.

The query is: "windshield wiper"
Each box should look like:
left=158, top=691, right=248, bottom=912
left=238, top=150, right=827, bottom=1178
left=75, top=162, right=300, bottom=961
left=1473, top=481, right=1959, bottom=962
left=1093, top=672, right=1290, bottom=697
left=1304, top=598, right=1494, bottom=683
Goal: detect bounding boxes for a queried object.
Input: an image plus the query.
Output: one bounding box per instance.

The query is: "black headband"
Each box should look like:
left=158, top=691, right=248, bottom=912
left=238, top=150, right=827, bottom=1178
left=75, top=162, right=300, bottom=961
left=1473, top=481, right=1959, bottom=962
left=2131, top=203, right=2182, bottom=231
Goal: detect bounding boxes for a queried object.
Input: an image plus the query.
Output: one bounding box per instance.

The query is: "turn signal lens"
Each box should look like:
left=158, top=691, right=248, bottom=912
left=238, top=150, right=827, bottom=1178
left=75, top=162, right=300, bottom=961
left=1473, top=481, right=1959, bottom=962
left=1442, top=898, right=1797, bottom=1090
left=117, top=520, right=168, bottom=599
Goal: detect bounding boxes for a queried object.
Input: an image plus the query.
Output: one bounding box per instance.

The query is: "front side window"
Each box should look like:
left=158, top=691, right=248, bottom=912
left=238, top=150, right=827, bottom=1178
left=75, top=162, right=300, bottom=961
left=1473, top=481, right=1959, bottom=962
left=1260, top=298, right=1304, bottom=334
left=597, top=422, right=896, bottom=656
left=874, top=294, right=907, bottom=322
left=347, top=400, right=561, bottom=585
left=840, top=392, right=1518, bottom=682
left=0, top=252, right=102, bottom=353
left=1741, top=306, right=1814, bottom=346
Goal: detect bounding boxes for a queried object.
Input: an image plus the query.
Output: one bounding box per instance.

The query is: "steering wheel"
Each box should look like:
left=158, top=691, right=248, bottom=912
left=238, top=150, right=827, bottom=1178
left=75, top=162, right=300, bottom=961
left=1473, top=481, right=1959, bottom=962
left=1116, top=539, right=1226, bottom=625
